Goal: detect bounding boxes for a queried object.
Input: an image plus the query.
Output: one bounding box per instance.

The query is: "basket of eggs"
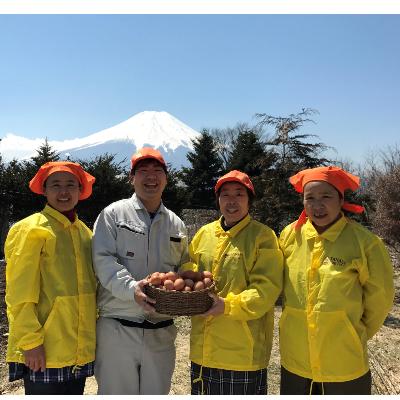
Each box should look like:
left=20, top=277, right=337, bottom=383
left=144, top=270, right=215, bottom=316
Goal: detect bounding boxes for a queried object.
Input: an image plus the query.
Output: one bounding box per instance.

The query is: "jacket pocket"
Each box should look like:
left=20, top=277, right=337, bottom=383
left=207, top=316, right=254, bottom=368
left=315, top=310, right=365, bottom=378
left=279, top=306, right=311, bottom=373
left=167, top=232, right=186, bottom=269
left=43, top=296, right=79, bottom=366
left=116, top=223, right=146, bottom=264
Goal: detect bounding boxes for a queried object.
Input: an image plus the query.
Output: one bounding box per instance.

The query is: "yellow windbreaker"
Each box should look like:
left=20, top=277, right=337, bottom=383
left=183, top=215, right=283, bottom=371
left=279, top=215, right=394, bottom=382
left=5, top=205, right=97, bottom=368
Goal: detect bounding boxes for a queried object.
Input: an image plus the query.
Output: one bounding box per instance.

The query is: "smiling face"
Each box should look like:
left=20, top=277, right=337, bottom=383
left=43, top=171, right=81, bottom=212
left=131, top=159, right=167, bottom=212
left=218, top=182, right=249, bottom=227
left=303, top=180, right=344, bottom=233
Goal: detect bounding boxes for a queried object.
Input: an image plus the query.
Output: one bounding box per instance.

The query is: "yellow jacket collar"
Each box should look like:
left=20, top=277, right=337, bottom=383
left=304, top=214, right=347, bottom=242
left=43, top=204, right=76, bottom=228
left=216, top=214, right=251, bottom=238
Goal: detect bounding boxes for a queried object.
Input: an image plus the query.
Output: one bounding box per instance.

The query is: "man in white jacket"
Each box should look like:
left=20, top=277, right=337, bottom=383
left=92, top=147, right=188, bottom=395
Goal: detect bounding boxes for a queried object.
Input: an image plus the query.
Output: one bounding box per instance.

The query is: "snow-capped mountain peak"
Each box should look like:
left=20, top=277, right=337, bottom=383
left=0, top=111, right=200, bottom=168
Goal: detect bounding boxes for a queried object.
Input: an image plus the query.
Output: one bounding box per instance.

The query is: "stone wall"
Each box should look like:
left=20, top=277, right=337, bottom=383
left=181, top=209, right=219, bottom=240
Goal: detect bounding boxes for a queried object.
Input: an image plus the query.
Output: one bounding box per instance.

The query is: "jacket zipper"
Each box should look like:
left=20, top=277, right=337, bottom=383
left=146, top=214, right=153, bottom=275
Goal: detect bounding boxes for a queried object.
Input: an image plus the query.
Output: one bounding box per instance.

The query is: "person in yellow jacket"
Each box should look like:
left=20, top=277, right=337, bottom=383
left=182, top=170, right=283, bottom=395
left=5, top=161, right=97, bottom=395
left=279, top=166, right=394, bottom=395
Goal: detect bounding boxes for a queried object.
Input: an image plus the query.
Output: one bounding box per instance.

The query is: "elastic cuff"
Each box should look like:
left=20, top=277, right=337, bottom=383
left=20, top=339, right=44, bottom=351
left=129, top=280, right=139, bottom=291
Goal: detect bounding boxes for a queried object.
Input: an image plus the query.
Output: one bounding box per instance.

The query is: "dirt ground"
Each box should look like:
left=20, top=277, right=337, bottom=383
left=1, top=253, right=399, bottom=395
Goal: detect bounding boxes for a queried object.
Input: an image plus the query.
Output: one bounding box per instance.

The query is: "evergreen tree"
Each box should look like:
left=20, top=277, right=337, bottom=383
left=180, top=130, right=223, bottom=209
left=162, top=165, right=187, bottom=217
left=30, top=137, right=60, bottom=167
left=0, top=158, right=40, bottom=256
left=227, top=128, right=267, bottom=176
left=253, top=108, right=331, bottom=232
left=76, top=154, right=131, bottom=228
left=15, top=139, right=63, bottom=220
left=256, top=108, right=330, bottom=171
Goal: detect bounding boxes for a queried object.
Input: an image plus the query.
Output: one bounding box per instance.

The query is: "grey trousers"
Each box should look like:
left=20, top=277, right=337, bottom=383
left=95, top=317, right=177, bottom=395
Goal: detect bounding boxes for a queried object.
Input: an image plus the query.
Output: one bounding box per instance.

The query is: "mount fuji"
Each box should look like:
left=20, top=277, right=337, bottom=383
left=0, top=111, right=201, bottom=169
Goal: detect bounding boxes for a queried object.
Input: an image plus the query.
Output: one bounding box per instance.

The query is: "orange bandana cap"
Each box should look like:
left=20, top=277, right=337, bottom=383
left=29, top=161, right=96, bottom=200
left=130, top=147, right=166, bottom=171
left=215, top=170, right=255, bottom=195
left=289, top=165, right=360, bottom=196
left=289, top=166, right=365, bottom=229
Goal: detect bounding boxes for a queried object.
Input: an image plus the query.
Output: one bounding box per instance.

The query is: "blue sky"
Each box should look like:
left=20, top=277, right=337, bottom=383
left=0, top=14, right=399, bottom=164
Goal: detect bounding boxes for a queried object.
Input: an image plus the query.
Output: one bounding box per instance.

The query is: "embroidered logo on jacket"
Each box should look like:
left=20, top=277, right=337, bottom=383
left=322, top=256, right=346, bottom=267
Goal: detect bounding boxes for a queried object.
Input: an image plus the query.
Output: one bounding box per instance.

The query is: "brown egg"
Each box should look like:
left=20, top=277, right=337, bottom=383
left=180, top=270, right=195, bottom=280
left=193, top=272, right=203, bottom=282
left=163, top=280, right=174, bottom=291
left=149, top=275, right=162, bottom=286
left=193, top=281, right=205, bottom=291
left=184, top=279, right=194, bottom=288
left=183, top=286, right=192, bottom=292
left=173, top=278, right=185, bottom=291
left=201, top=271, right=213, bottom=280
left=159, top=272, right=166, bottom=283
left=203, top=277, right=213, bottom=288
left=181, top=270, right=203, bottom=282
left=165, top=271, right=178, bottom=282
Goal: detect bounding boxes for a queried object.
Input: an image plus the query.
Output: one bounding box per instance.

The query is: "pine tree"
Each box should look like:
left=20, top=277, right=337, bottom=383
left=180, top=130, right=223, bottom=209
left=253, top=108, right=331, bottom=232
left=14, top=139, right=63, bottom=220
left=76, top=154, right=131, bottom=228
left=227, top=128, right=266, bottom=176
left=30, top=137, right=60, bottom=167
left=162, top=165, right=187, bottom=217
left=256, top=108, right=330, bottom=171
left=0, top=158, right=40, bottom=256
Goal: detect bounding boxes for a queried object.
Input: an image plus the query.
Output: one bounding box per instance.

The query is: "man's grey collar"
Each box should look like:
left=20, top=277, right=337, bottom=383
left=131, top=193, right=166, bottom=214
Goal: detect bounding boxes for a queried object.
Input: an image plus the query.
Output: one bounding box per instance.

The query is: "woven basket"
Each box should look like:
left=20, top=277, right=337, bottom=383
left=144, top=283, right=215, bottom=316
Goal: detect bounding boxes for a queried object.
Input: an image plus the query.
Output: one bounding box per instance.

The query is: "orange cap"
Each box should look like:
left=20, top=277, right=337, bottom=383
left=289, top=166, right=364, bottom=229
left=29, top=161, right=96, bottom=200
left=130, top=147, right=166, bottom=171
left=289, top=165, right=360, bottom=196
left=215, top=170, right=255, bottom=195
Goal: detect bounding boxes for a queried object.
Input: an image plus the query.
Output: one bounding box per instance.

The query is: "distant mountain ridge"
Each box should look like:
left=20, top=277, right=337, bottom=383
left=0, top=111, right=200, bottom=168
